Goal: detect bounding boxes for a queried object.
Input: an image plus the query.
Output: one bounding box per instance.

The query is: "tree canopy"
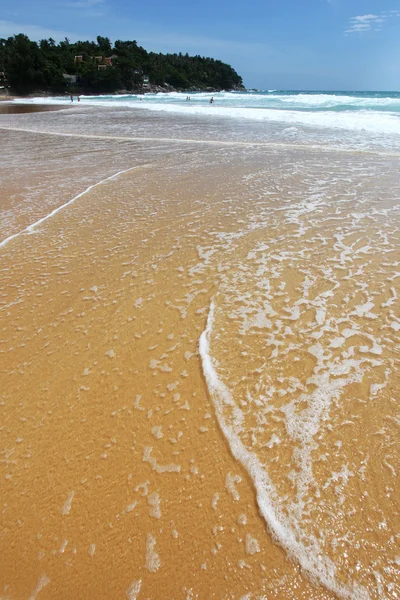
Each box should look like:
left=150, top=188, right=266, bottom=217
left=0, top=34, right=244, bottom=95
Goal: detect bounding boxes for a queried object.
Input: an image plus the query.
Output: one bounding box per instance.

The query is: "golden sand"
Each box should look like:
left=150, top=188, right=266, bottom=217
left=1, top=150, right=336, bottom=599
left=1, top=126, right=399, bottom=599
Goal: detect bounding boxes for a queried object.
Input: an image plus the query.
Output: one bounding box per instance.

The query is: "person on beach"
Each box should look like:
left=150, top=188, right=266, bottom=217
left=70, top=94, right=73, bottom=102
left=210, top=96, right=214, bottom=104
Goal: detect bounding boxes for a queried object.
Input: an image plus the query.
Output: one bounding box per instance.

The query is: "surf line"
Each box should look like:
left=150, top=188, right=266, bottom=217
left=199, top=300, right=370, bottom=600
left=0, top=164, right=152, bottom=249
left=0, top=126, right=399, bottom=157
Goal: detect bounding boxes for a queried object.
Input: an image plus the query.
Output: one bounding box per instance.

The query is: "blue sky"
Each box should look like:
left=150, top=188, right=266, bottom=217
left=0, top=0, right=399, bottom=89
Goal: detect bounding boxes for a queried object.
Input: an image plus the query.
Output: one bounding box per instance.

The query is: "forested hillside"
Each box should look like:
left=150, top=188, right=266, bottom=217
left=0, top=34, right=244, bottom=95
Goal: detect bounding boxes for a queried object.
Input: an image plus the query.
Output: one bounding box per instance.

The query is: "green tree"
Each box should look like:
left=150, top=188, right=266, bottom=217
left=3, top=33, right=244, bottom=95
left=97, top=36, right=112, bottom=55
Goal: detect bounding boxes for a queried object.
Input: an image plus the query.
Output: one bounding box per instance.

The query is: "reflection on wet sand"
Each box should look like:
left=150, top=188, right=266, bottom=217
left=0, top=103, right=69, bottom=114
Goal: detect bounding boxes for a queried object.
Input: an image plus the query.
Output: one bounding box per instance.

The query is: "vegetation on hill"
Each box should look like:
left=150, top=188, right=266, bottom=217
left=0, top=34, right=244, bottom=95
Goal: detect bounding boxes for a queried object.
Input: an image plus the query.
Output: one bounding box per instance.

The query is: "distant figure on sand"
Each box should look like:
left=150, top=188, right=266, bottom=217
left=77, top=96, right=80, bottom=102
left=210, top=96, right=214, bottom=104
left=70, top=94, right=73, bottom=102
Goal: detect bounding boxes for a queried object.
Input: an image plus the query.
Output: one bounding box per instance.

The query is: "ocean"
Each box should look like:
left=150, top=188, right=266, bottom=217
left=21, top=89, right=400, bottom=150
left=1, top=91, right=399, bottom=599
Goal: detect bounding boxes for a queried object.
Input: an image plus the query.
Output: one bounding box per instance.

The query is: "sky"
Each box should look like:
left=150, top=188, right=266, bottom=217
left=0, top=0, right=400, bottom=90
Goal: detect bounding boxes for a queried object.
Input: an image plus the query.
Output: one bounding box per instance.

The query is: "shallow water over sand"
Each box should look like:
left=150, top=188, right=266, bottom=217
left=0, top=103, right=68, bottom=114
left=1, top=106, right=399, bottom=599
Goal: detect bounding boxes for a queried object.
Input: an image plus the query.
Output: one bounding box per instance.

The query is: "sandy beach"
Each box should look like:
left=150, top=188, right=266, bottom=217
left=1, top=103, right=399, bottom=600
left=0, top=103, right=68, bottom=114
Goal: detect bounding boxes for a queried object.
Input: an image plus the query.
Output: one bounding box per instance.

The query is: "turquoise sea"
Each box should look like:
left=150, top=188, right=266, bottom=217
left=107, top=89, right=400, bottom=113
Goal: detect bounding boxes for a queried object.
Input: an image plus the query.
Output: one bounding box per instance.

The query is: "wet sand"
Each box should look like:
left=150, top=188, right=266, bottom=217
left=0, top=103, right=68, bottom=114
left=1, top=109, right=399, bottom=600
left=1, top=151, right=335, bottom=600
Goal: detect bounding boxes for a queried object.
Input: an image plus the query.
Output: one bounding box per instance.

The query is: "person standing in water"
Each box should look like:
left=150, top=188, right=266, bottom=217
left=210, top=96, right=214, bottom=104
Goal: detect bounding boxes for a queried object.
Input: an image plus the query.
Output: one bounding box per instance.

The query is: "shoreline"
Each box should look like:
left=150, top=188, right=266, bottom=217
left=0, top=102, right=70, bottom=114
left=1, top=104, right=398, bottom=600
left=0, top=83, right=244, bottom=102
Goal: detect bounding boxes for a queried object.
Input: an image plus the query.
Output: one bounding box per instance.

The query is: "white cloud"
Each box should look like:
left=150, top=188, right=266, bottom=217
left=345, top=11, right=400, bottom=35
left=352, top=14, right=379, bottom=23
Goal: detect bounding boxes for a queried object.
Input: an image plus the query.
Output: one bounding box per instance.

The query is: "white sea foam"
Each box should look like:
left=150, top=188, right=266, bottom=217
left=20, top=90, right=400, bottom=110
left=61, top=491, right=75, bottom=515
left=145, top=533, right=161, bottom=572
left=14, top=93, right=400, bottom=136
left=225, top=472, right=242, bottom=501
left=134, top=104, right=400, bottom=136
left=142, top=446, right=181, bottom=473
left=0, top=165, right=147, bottom=249
left=245, top=534, right=261, bottom=555
left=199, top=300, right=370, bottom=600
left=2, top=126, right=399, bottom=162
left=147, top=492, right=161, bottom=519
left=29, top=574, right=50, bottom=600
left=126, top=580, right=142, bottom=600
